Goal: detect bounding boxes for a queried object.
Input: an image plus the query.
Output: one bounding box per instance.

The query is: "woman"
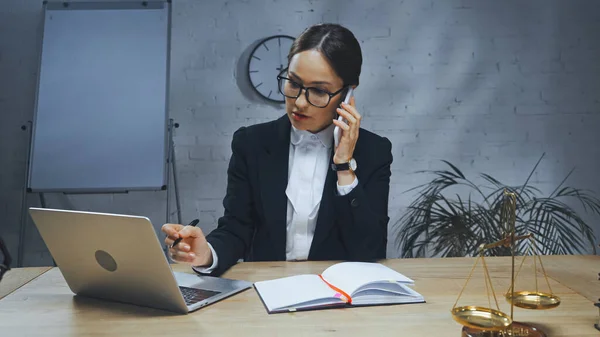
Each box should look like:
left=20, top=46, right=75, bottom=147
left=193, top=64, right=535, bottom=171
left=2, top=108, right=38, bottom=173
left=162, top=23, right=393, bottom=276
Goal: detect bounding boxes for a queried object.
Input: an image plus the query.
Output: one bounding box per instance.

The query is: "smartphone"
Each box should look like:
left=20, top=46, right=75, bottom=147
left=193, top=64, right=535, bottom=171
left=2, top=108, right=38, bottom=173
left=334, top=87, right=354, bottom=149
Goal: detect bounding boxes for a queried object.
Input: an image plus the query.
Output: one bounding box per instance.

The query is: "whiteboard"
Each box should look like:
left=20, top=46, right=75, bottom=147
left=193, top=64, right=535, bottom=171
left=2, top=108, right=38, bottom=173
left=28, top=1, right=171, bottom=192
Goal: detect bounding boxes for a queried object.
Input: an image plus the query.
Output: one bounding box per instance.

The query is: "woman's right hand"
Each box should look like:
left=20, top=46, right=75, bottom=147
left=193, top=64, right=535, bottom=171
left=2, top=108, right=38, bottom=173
left=161, top=223, right=213, bottom=267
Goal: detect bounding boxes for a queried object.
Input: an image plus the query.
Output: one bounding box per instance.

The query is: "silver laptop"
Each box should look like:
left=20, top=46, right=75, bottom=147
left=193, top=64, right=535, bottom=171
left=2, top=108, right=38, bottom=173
left=28, top=207, right=252, bottom=314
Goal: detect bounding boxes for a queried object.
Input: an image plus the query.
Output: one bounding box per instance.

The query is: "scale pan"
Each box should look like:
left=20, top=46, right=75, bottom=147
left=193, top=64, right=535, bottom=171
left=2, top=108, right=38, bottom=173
left=506, top=291, right=560, bottom=309
left=451, top=306, right=512, bottom=331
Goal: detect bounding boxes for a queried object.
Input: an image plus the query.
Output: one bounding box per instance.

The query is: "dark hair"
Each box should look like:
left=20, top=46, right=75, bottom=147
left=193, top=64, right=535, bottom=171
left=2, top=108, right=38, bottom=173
left=288, top=23, right=362, bottom=87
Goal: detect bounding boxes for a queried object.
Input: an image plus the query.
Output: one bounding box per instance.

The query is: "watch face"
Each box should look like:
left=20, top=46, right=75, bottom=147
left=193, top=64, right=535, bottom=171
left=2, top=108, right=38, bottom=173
left=247, top=35, right=294, bottom=103
left=349, top=158, right=357, bottom=171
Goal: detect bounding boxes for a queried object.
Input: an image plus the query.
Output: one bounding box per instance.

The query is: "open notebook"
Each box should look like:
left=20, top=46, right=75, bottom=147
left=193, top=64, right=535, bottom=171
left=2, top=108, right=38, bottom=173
left=253, top=262, right=425, bottom=313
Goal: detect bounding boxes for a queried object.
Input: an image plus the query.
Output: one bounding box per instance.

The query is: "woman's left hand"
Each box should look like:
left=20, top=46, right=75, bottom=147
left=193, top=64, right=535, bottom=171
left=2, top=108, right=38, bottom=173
left=332, top=96, right=361, bottom=164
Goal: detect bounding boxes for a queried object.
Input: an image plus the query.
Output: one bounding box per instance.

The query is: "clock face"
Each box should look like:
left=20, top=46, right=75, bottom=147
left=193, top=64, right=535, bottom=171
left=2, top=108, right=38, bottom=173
left=248, top=35, right=295, bottom=103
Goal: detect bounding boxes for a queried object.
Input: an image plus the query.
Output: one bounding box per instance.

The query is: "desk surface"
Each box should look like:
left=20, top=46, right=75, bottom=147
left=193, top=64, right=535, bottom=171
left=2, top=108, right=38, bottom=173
left=0, top=266, right=51, bottom=299
left=0, top=255, right=598, bottom=336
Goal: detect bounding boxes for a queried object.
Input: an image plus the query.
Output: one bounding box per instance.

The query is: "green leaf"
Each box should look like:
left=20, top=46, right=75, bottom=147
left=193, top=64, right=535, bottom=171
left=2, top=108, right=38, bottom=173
left=441, top=160, right=466, bottom=179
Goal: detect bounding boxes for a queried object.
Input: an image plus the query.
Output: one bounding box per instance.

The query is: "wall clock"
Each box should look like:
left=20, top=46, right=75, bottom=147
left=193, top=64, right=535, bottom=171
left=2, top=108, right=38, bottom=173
left=247, top=35, right=295, bottom=103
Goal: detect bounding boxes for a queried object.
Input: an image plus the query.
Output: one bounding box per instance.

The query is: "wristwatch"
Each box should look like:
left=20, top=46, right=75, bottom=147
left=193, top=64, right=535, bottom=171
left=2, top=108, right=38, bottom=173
left=331, top=158, right=357, bottom=172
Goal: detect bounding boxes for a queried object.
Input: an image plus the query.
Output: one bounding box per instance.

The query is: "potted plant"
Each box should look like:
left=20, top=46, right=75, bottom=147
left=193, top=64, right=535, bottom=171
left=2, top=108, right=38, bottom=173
left=393, top=153, right=600, bottom=258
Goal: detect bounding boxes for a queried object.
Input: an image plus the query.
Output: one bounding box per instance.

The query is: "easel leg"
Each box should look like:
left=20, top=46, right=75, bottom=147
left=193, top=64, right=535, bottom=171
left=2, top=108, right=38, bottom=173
left=39, top=193, right=46, bottom=208
left=166, top=120, right=172, bottom=226
left=171, top=131, right=181, bottom=225
left=17, top=121, right=33, bottom=268
left=165, top=118, right=181, bottom=225
left=164, top=119, right=181, bottom=255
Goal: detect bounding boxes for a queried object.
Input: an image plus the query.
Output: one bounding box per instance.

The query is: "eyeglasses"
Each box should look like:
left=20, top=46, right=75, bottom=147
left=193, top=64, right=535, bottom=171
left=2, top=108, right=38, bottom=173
left=0, top=235, right=11, bottom=284
left=277, top=68, right=346, bottom=108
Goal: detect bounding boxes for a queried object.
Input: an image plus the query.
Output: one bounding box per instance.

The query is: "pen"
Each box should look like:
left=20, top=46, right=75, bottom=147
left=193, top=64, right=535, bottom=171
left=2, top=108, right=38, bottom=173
left=170, top=219, right=199, bottom=248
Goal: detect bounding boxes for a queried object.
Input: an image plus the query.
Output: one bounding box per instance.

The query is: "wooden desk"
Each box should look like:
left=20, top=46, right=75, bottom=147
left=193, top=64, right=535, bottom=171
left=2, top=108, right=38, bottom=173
left=0, top=266, right=51, bottom=299
left=0, top=255, right=598, bottom=336
left=534, top=255, right=600, bottom=303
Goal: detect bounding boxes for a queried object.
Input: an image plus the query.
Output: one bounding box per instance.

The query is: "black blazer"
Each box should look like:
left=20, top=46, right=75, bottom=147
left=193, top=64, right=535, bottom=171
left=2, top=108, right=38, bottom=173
left=200, top=114, right=393, bottom=276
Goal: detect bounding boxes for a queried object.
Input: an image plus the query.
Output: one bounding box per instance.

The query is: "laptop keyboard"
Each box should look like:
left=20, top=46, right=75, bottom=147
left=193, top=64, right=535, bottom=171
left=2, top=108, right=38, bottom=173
left=179, top=286, right=221, bottom=305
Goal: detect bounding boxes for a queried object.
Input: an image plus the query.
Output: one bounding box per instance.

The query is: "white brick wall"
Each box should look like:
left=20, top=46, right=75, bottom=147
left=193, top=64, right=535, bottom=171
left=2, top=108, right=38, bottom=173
left=1, top=0, right=599, bottom=266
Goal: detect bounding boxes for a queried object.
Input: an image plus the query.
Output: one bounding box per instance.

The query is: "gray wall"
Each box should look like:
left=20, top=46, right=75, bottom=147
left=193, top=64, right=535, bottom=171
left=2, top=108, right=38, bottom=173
left=1, top=0, right=599, bottom=266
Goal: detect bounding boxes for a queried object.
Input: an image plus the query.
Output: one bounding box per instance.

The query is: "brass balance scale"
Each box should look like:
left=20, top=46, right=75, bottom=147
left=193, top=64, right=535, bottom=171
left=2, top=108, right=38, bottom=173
left=450, top=190, right=561, bottom=337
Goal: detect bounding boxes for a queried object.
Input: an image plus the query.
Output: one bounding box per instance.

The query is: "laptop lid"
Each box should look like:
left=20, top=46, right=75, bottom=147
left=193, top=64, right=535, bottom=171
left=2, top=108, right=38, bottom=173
left=28, top=207, right=211, bottom=313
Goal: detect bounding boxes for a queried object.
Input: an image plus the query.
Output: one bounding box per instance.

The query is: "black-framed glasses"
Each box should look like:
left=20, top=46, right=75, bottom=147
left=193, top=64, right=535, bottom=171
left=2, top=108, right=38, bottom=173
left=0, top=235, right=11, bottom=283
left=277, top=68, right=346, bottom=108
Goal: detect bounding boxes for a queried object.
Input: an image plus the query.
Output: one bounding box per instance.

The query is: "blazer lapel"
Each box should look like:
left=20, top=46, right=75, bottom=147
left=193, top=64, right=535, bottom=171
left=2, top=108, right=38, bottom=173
left=309, top=151, right=336, bottom=258
left=258, top=115, right=290, bottom=261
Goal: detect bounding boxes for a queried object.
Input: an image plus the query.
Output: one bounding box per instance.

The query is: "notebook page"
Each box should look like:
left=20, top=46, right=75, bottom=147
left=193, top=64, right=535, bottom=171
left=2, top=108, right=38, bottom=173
left=253, top=274, right=338, bottom=312
left=353, top=281, right=414, bottom=296
left=320, top=262, right=414, bottom=296
left=351, top=283, right=425, bottom=306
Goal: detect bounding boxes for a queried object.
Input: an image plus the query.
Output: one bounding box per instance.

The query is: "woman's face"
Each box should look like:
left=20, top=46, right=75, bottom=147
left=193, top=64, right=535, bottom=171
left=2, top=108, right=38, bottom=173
left=284, top=50, right=345, bottom=133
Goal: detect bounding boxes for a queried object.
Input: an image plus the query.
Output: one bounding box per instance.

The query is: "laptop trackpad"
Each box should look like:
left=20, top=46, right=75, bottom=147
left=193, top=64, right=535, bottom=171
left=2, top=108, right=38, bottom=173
left=174, top=271, right=221, bottom=290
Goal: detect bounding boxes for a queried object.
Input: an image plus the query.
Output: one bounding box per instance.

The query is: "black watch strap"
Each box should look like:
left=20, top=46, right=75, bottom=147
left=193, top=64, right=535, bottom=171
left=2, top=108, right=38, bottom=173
left=331, top=162, right=350, bottom=171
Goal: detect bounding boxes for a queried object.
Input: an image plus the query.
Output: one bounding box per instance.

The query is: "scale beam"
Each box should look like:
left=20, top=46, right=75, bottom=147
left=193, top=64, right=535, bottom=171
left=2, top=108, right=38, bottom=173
left=451, top=190, right=560, bottom=337
left=479, top=234, right=533, bottom=251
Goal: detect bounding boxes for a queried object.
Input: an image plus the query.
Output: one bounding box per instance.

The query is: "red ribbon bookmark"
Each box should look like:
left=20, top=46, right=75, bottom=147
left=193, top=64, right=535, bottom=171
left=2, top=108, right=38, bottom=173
left=318, top=274, right=352, bottom=304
